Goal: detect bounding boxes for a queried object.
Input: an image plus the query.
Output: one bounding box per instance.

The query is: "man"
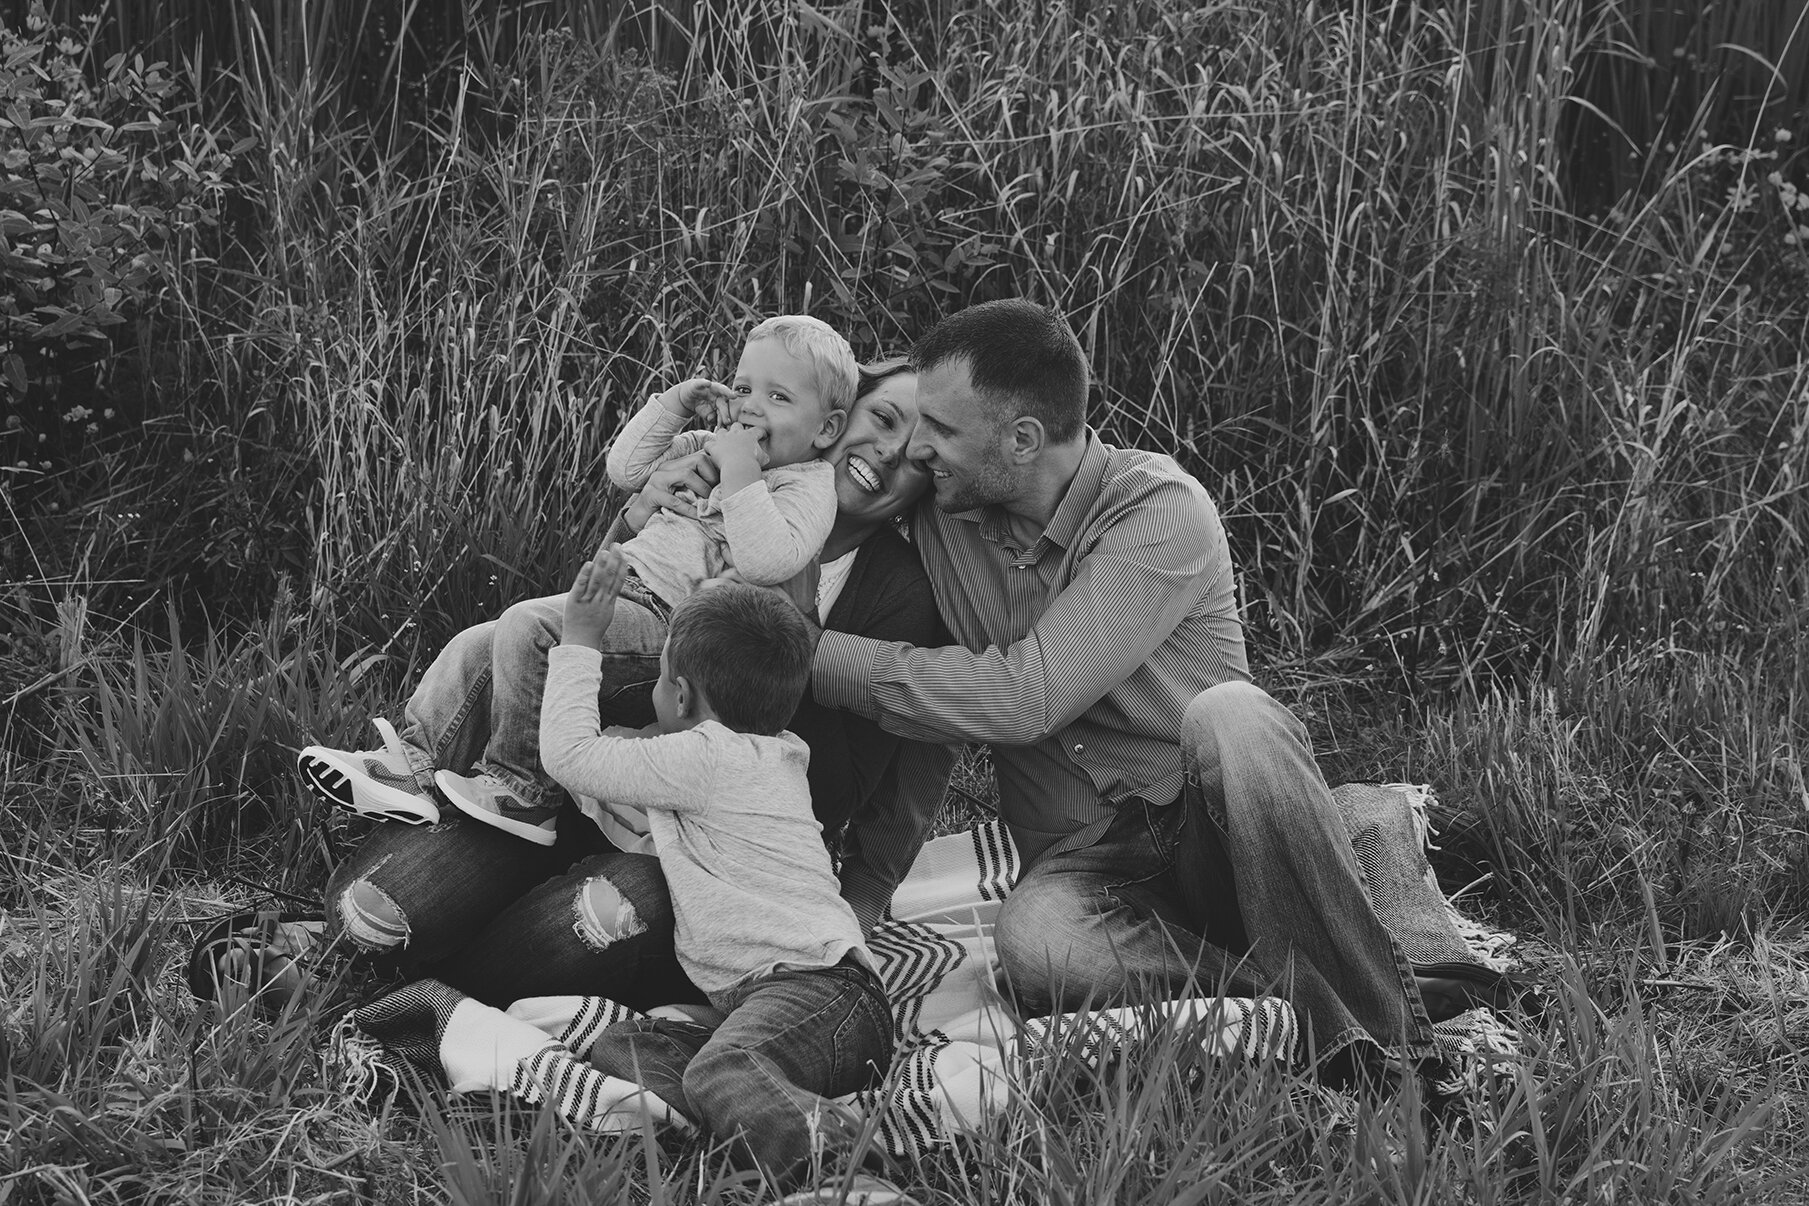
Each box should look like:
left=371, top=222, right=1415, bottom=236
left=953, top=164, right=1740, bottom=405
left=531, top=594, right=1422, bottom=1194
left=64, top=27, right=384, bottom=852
left=810, top=298, right=1436, bottom=1072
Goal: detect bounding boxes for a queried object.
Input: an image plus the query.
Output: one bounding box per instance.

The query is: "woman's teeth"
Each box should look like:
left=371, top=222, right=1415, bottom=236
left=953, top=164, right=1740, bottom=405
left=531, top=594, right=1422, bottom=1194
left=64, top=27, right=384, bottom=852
left=846, top=455, right=883, bottom=493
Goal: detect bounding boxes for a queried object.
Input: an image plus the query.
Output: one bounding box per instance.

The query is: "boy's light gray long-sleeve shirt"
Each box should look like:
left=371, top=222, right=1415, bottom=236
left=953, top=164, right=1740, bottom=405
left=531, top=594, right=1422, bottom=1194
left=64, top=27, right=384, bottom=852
left=605, top=398, right=835, bottom=608
left=541, top=644, right=868, bottom=997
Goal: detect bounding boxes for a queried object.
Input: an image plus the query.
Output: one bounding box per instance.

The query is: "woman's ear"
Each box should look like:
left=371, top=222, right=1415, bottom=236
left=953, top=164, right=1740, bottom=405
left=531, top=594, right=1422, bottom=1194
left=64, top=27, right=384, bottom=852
left=813, top=407, right=848, bottom=449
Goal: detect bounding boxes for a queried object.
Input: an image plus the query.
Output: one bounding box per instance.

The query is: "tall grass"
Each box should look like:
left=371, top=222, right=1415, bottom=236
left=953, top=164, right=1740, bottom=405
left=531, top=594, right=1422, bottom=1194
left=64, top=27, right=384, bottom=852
left=28, top=0, right=1799, bottom=677
left=6, top=0, right=1809, bottom=1200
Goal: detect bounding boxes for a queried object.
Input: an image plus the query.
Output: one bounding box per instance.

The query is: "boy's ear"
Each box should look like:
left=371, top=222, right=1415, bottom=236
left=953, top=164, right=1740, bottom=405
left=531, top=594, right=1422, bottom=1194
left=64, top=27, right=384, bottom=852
left=812, top=407, right=848, bottom=449
left=672, top=675, right=697, bottom=720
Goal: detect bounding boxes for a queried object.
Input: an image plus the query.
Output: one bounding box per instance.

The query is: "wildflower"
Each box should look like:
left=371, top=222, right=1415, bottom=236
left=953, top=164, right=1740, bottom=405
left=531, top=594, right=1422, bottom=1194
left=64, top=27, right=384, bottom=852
left=1778, top=128, right=1795, bottom=143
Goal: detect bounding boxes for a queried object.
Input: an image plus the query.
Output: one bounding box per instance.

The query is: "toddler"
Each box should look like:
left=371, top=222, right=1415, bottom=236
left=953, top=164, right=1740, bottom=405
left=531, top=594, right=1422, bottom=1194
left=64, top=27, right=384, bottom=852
left=298, top=315, right=854, bottom=846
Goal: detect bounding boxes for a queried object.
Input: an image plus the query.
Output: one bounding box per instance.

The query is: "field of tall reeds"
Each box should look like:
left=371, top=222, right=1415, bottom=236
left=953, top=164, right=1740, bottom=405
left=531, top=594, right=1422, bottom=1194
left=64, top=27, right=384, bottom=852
left=4, top=0, right=1808, bottom=1200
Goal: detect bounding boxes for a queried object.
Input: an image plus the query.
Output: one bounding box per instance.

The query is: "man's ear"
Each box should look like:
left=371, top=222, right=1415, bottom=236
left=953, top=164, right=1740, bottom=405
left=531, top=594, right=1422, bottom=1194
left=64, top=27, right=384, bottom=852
left=1005, top=415, right=1046, bottom=463
left=812, top=407, right=848, bottom=449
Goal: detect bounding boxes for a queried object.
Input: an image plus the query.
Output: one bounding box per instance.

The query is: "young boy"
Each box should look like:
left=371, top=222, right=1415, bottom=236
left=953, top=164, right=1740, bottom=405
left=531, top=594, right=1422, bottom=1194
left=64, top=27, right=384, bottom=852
left=543, top=551, right=893, bottom=1196
left=298, top=315, right=854, bottom=846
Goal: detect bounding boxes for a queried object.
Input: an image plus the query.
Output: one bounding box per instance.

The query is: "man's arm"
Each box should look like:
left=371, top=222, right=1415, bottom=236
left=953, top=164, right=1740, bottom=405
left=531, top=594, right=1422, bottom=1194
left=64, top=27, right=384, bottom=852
left=812, top=475, right=1224, bottom=745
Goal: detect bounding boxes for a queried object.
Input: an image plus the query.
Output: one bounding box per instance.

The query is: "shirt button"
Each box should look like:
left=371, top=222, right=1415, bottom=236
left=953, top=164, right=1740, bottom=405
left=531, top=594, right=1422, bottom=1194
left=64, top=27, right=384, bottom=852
left=1072, top=743, right=1085, bottom=756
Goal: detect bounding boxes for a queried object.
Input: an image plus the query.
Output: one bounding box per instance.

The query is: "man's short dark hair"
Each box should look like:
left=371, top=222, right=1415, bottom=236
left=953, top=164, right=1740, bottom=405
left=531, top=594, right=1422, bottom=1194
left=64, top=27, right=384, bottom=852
left=910, top=298, right=1088, bottom=443
left=666, top=583, right=813, bottom=735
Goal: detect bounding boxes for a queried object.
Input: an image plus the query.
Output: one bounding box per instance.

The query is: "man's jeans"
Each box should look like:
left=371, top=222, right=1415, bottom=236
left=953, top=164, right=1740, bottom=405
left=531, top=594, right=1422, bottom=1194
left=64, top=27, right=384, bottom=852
left=994, top=681, right=1434, bottom=1064
left=587, top=959, right=892, bottom=1190
left=403, top=592, right=667, bottom=806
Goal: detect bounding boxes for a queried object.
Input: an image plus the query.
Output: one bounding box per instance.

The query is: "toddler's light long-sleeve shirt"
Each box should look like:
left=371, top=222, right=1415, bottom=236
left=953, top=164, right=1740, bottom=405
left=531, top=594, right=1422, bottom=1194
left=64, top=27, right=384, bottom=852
left=605, top=399, right=835, bottom=609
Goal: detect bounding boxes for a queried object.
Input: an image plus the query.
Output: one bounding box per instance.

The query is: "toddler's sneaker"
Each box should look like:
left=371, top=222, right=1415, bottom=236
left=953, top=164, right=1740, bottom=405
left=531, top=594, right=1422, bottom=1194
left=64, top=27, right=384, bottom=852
left=435, top=768, right=559, bottom=846
left=299, top=718, right=439, bottom=825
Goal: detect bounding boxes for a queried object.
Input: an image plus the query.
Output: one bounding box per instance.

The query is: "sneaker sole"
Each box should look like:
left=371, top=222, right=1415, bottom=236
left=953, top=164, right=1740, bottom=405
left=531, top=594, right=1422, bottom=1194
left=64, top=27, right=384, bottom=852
left=299, top=747, right=440, bottom=825
left=436, top=770, right=559, bottom=846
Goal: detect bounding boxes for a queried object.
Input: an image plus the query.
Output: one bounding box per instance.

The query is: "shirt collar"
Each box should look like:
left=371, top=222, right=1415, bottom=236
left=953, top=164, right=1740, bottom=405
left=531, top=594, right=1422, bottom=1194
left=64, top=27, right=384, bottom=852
left=1039, top=431, right=1108, bottom=552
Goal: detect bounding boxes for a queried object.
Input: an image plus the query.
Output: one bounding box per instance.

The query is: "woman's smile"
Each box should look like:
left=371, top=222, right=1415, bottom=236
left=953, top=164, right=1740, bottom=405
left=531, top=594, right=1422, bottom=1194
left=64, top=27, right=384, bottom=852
left=845, top=452, right=886, bottom=494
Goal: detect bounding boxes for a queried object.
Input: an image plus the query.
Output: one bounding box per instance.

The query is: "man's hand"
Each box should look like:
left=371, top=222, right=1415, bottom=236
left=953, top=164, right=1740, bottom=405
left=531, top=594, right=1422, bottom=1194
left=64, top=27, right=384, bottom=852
left=563, top=547, right=629, bottom=650
left=660, top=378, right=735, bottom=427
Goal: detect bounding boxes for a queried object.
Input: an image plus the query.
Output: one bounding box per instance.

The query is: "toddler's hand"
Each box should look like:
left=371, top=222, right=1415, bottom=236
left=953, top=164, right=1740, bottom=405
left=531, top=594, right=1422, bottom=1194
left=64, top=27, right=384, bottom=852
left=663, top=378, right=735, bottom=427
left=706, top=422, right=767, bottom=473
left=563, top=548, right=629, bottom=650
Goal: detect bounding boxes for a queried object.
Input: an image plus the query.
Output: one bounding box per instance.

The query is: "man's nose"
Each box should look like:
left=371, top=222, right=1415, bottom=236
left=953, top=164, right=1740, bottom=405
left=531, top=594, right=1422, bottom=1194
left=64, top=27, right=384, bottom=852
left=906, top=433, right=933, bottom=464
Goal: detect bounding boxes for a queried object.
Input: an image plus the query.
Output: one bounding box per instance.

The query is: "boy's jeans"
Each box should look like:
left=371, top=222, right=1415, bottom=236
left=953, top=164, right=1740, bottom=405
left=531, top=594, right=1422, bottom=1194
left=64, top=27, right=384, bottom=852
left=402, top=591, right=667, bottom=806
left=994, top=681, right=1434, bottom=1066
left=588, top=958, right=892, bottom=1190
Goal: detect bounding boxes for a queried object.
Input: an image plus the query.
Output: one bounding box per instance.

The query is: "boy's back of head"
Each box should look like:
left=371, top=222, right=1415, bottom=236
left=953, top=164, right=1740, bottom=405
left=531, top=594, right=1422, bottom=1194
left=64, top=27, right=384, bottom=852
left=746, top=315, right=859, bottom=418
left=666, top=584, right=814, bottom=735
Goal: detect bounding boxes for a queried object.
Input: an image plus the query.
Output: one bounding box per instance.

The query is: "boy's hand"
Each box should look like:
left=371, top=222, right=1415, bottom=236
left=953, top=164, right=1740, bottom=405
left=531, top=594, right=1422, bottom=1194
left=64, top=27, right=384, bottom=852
left=705, top=422, right=766, bottom=495
left=662, top=378, right=735, bottom=427
left=564, top=548, right=629, bottom=650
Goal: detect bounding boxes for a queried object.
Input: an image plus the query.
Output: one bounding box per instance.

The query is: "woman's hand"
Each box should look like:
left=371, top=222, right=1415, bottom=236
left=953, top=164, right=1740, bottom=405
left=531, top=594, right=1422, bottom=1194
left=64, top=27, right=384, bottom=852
left=621, top=449, right=721, bottom=532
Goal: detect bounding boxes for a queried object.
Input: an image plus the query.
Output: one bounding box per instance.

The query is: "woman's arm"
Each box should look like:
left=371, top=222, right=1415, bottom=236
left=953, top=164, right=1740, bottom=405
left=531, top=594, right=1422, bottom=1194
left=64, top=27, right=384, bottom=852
left=600, top=449, right=721, bottom=551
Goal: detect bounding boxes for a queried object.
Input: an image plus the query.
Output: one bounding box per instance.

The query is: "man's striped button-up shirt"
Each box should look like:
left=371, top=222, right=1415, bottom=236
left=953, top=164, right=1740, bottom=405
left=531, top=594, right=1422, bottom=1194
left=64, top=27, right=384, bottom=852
left=813, top=432, right=1250, bottom=863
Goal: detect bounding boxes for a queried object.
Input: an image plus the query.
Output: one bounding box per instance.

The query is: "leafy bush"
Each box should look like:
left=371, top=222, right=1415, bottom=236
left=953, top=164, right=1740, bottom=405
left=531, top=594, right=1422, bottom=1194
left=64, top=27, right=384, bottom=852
left=0, top=2, right=237, bottom=450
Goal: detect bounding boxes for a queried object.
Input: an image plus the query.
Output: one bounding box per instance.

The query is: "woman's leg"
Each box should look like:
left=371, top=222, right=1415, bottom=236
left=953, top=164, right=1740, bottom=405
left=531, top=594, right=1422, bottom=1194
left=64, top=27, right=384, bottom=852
left=419, top=844, right=700, bottom=1009
left=322, top=806, right=581, bottom=973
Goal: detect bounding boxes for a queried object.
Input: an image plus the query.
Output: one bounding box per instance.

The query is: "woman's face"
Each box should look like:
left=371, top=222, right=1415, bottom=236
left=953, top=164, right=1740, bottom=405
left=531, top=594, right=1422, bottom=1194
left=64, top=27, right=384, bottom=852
left=827, top=372, right=930, bottom=528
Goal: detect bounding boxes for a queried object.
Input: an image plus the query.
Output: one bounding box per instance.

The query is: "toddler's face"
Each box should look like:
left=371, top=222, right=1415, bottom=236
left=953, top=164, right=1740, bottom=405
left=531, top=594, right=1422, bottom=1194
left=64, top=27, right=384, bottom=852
left=728, top=339, right=844, bottom=469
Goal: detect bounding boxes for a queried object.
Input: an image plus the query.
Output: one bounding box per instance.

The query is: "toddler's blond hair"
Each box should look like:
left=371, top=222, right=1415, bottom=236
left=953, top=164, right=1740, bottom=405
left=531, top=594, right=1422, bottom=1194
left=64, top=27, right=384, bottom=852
left=746, top=314, right=858, bottom=417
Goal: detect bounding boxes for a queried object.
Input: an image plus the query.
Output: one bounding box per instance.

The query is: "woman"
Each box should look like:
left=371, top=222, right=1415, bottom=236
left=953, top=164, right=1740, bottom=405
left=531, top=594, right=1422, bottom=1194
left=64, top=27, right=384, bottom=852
left=198, top=361, right=940, bottom=1012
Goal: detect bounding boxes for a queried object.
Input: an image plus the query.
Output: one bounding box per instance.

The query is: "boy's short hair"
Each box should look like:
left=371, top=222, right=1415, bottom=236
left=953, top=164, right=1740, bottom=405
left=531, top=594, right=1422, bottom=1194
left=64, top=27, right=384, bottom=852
left=746, top=314, right=859, bottom=417
left=666, top=583, right=814, bottom=735
left=910, top=299, right=1088, bottom=444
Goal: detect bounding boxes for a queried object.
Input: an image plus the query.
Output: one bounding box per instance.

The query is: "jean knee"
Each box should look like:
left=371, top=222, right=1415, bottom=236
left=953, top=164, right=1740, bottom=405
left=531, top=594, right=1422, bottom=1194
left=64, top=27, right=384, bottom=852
left=495, top=596, right=560, bottom=656
left=574, top=876, right=648, bottom=951
left=996, top=878, right=1085, bottom=1002
left=332, top=878, right=409, bottom=951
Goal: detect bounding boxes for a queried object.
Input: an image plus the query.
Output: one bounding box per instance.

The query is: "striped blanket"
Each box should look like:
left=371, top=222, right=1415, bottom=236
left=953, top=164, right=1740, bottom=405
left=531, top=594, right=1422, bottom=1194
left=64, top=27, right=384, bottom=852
left=344, top=783, right=1519, bottom=1154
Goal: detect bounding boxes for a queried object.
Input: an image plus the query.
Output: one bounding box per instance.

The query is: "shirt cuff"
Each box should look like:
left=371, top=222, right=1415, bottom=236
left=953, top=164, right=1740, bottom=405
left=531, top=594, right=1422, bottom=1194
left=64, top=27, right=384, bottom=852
left=718, top=478, right=772, bottom=510
left=812, top=630, right=877, bottom=715
left=550, top=644, right=604, bottom=672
